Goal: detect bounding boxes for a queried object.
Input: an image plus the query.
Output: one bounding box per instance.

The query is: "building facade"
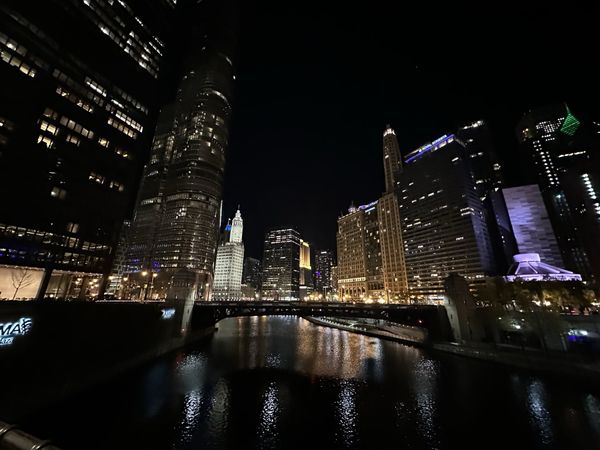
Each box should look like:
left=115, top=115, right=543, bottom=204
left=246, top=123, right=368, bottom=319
left=314, top=249, right=334, bottom=296
left=123, top=0, right=238, bottom=301
left=502, top=185, right=564, bottom=268
left=517, top=104, right=600, bottom=279
left=242, top=256, right=261, bottom=289
left=299, top=239, right=313, bottom=300
left=261, top=228, right=300, bottom=300
left=212, top=207, right=244, bottom=301
left=0, top=0, right=175, bottom=299
left=399, top=134, right=496, bottom=301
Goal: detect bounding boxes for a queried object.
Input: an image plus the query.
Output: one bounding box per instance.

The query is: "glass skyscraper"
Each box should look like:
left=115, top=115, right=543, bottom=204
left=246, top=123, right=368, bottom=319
left=124, top=0, right=238, bottom=301
left=0, top=0, right=174, bottom=300
left=261, top=228, right=300, bottom=301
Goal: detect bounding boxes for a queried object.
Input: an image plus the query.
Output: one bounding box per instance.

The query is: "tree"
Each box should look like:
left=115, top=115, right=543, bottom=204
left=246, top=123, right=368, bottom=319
left=11, top=268, right=34, bottom=300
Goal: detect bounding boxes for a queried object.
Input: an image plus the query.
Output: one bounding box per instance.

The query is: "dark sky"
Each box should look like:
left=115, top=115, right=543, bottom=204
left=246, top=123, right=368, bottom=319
left=223, top=2, right=599, bottom=259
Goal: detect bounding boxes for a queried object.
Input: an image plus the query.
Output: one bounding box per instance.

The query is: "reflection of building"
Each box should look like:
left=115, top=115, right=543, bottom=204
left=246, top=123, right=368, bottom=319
left=517, top=104, right=600, bottom=279
left=315, top=250, right=334, bottom=295
left=0, top=0, right=174, bottom=299
left=504, top=253, right=582, bottom=282
left=213, top=208, right=244, bottom=301
left=299, top=239, right=313, bottom=300
left=399, top=134, right=496, bottom=301
left=503, top=185, right=563, bottom=267
left=261, top=228, right=300, bottom=300
left=124, top=0, right=238, bottom=301
left=243, top=257, right=261, bottom=289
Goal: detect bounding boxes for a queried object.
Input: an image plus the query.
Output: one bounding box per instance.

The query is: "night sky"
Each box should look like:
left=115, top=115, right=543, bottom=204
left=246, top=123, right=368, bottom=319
left=223, top=2, right=599, bottom=259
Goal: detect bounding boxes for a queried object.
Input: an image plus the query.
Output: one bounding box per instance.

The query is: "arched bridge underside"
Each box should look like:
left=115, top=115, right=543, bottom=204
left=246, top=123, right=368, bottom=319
left=191, top=301, right=452, bottom=341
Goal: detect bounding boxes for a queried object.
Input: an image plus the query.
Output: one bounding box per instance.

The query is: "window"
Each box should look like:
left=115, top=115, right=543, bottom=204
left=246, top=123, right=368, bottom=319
left=66, top=134, right=80, bottom=145
left=39, top=120, right=58, bottom=135
left=37, top=135, right=54, bottom=148
left=98, top=137, right=110, bottom=148
left=50, top=187, right=67, bottom=199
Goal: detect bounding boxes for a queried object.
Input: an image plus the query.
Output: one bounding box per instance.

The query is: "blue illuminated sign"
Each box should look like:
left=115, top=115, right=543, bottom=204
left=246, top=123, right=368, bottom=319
left=0, top=317, right=33, bottom=346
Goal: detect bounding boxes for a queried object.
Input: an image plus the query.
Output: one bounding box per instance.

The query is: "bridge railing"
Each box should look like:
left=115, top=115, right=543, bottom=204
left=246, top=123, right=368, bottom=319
left=0, top=421, right=60, bottom=450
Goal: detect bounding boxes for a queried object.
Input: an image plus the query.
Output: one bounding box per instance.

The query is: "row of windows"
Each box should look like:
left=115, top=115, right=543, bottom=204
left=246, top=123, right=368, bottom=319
left=89, top=172, right=125, bottom=192
left=108, top=117, right=137, bottom=139
left=56, top=86, right=95, bottom=113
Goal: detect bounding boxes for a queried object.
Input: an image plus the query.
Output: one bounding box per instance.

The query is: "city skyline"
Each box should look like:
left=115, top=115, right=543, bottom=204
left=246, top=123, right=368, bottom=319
left=224, top=3, right=598, bottom=259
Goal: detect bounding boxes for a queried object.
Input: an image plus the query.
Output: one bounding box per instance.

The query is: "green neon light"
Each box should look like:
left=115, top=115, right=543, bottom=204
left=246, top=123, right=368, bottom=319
left=560, top=106, right=580, bottom=136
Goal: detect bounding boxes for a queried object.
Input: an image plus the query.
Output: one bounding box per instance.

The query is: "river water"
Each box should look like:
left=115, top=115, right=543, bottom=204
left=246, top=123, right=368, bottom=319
left=25, top=316, right=600, bottom=449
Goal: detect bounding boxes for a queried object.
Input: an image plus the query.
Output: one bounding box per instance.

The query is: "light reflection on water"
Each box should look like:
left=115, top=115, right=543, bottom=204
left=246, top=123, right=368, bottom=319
left=25, top=315, right=600, bottom=450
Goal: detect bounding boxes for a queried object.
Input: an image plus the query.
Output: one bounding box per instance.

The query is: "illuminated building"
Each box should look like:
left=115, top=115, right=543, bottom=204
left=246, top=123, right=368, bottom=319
left=212, top=207, right=244, bottom=301
left=379, top=126, right=409, bottom=301
left=124, top=0, right=237, bottom=301
left=502, top=185, right=563, bottom=267
left=456, top=120, right=517, bottom=270
left=399, top=134, right=496, bottom=301
left=299, top=239, right=313, bottom=300
left=0, top=0, right=174, bottom=299
left=261, top=228, right=300, bottom=300
left=517, top=104, right=600, bottom=279
left=242, top=257, right=261, bottom=289
left=336, top=201, right=384, bottom=301
left=504, top=253, right=582, bottom=283
left=314, top=249, right=334, bottom=295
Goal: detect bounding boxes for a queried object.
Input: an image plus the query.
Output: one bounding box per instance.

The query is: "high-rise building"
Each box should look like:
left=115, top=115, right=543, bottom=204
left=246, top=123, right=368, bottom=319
left=212, top=207, right=244, bottom=301
left=261, top=228, right=300, bottom=301
left=379, top=125, right=409, bottom=301
left=517, top=104, right=600, bottom=279
left=336, top=201, right=384, bottom=301
left=0, top=0, right=175, bottom=299
left=502, top=185, right=564, bottom=268
left=124, top=0, right=238, bottom=301
left=299, top=239, right=313, bottom=300
left=456, top=120, right=517, bottom=269
left=314, top=249, right=334, bottom=295
left=399, top=134, right=496, bottom=301
left=383, top=125, right=402, bottom=192
left=242, top=256, right=261, bottom=289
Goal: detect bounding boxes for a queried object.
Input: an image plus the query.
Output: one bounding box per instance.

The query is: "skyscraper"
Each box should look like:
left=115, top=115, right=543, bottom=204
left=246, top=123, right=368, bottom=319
left=379, top=125, right=409, bottom=301
left=261, top=228, right=300, bottom=300
left=299, top=239, right=313, bottom=300
left=502, top=185, right=564, bottom=268
left=337, top=201, right=384, bottom=301
left=242, top=257, right=261, bottom=289
left=0, top=0, right=174, bottom=300
left=314, top=249, right=334, bottom=295
left=517, top=104, right=600, bottom=279
left=213, top=208, right=244, bottom=301
left=399, top=134, right=496, bottom=301
left=124, top=0, right=238, bottom=301
left=456, top=120, right=517, bottom=269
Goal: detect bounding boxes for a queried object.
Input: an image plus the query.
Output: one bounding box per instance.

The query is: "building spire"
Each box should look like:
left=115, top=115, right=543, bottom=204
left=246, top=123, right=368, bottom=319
left=383, top=124, right=402, bottom=193
left=230, top=205, right=243, bottom=243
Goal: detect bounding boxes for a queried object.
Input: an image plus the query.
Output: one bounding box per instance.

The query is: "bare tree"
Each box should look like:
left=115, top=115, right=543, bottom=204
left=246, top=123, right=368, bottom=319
left=11, top=269, right=34, bottom=300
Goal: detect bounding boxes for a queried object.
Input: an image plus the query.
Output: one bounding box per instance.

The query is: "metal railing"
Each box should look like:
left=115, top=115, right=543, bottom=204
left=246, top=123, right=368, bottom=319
left=0, top=421, right=61, bottom=450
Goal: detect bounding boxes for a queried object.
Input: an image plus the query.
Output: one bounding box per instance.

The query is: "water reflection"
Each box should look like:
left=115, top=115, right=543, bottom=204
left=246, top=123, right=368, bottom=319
left=258, top=381, right=280, bottom=448
left=335, top=379, right=358, bottom=448
left=23, top=315, right=600, bottom=450
left=411, top=357, right=440, bottom=449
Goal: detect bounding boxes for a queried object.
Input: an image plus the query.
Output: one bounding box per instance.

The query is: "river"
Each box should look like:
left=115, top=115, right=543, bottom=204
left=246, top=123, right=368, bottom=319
left=24, top=315, right=600, bottom=449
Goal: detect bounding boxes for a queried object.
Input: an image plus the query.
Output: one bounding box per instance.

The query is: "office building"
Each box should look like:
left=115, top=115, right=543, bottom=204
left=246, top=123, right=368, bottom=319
left=124, top=0, right=238, bottom=301
left=457, top=120, right=517, bottom=269
left=517, top=104, right=600, bottom=279
left=299, top=239, right=313, bottom=300
left=399, top=134, right=496, bottom=301
left=261, top=228, right=300, bottom=300
left=502, top=185, right=564, bottom=268
left=314, top=249, right=334, bottom=295
left=242, top=257, right=261, bottom=289
left=379, top=126, right=409, bottom=301
left=212, top=207, right=244, bottom=301
left=0, top=0, right=175, bottom=299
